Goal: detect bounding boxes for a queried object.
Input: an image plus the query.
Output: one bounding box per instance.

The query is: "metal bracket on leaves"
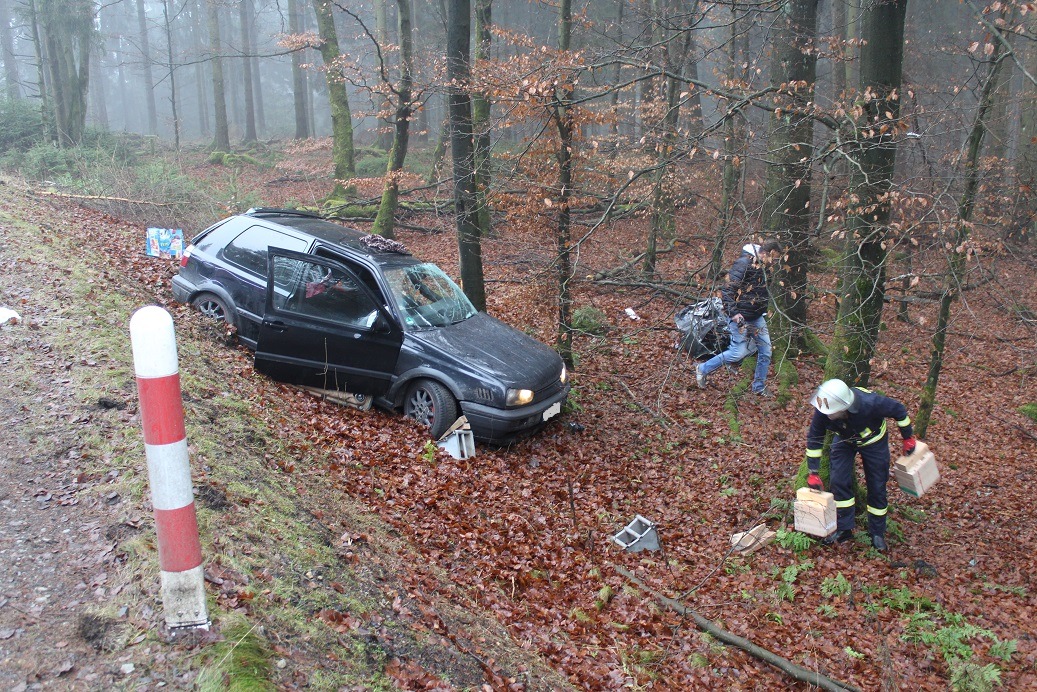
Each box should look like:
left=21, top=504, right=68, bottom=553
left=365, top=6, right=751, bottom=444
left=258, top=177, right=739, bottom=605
left=437, top=416, right=476, bottom=460
left=612, top=515, right=660, bottom=552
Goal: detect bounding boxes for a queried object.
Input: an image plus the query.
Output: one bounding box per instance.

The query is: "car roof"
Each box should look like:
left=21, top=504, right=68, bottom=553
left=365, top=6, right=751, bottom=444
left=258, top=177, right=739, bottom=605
left=243, top=208, right=417, bottom=265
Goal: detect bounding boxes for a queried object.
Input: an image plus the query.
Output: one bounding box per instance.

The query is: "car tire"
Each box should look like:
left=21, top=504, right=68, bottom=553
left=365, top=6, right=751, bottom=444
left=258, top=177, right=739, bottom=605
left=404, top=379, right=458, bottom=439
left=192, top=293, right=233, bottom=327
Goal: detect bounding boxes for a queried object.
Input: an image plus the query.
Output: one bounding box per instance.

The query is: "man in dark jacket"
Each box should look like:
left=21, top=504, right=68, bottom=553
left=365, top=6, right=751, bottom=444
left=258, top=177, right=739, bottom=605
left=804, top=379, right=918, bottom=552
left=695, top=240, right=783, bottom=395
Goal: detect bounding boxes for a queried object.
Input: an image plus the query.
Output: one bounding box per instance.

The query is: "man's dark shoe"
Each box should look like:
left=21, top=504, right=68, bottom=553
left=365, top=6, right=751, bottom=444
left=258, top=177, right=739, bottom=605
left=870, top=534, right=888, bottom=552
left=820, top=529, right=854, bottom=546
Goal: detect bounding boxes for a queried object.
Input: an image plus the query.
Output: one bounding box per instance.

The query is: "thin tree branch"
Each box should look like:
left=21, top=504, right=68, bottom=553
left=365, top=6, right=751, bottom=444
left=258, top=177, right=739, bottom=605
left=615, top=566, right=861, bottom=692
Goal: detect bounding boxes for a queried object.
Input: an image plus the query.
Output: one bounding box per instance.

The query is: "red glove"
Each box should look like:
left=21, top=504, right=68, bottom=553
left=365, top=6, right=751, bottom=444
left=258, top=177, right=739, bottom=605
left=807, top=473, right=824, bottom=491
left=902, top=436, right=917, bottom=456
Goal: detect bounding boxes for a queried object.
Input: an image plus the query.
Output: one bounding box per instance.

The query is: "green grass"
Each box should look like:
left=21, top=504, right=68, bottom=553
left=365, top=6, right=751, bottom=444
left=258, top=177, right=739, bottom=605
left=196, top=615, right=275, bottom=691
left=1018, top=403, right=1037, bottom=422
left=572, top=306, right=609, bottom=335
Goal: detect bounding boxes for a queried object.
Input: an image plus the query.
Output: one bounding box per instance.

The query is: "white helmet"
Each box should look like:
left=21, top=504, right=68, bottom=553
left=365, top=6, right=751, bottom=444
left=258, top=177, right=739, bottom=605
left=812, top=379, right=854, bottom=415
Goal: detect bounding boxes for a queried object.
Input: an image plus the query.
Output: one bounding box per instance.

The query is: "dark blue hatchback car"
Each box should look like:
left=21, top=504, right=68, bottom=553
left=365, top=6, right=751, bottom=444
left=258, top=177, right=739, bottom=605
left=172, top=208, right=569, bottom=443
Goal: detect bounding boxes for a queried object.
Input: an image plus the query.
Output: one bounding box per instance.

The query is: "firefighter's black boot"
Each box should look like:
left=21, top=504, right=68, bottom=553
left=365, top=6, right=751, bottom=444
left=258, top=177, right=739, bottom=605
left=870, top=534, right=888, bottom=552
left=821, top=529, right=854, bottom=546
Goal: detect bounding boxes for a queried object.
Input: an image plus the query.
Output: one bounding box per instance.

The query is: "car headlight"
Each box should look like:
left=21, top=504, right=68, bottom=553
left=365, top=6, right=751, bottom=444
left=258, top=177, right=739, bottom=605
left=559, top=365, right=567, bottom=384
left=506, top=388, right=534, bottom=406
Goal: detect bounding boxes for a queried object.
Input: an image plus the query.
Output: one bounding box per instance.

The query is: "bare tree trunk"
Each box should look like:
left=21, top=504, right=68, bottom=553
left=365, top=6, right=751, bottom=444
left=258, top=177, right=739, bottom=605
left=644, top=0, right=695, bottom=276
left=25, top=0, right=55, bottom=142
left=915, top=28, right=1007, bottom=437
left=116, top=34, right=130, bottom=130
left=193, top=0, right=210, bottom=139
left=0, top=0, right=21, bottom=99
left=206, top=0, right=230, bottom=150
left=682, top=35, right=703, bottom=136
left=37, top=0, right=91, bottom=146
left=162, top=0, right=180, bottom=148
left=447, top=0, right=486, bottom=310
left=824, top=0, right=908, bottom=385
left=844, top=0, right=859, bottom=91
left=1016, top=16, right=1037, bottom=242
left=375, top=0, right=394, bottom=151
left=372, top=0, right=414, bottom=239
left=762, top=0, right=819, bottom=359
left=607, top=0, right=623, bottom=154
left=312, top=0, right=356, bottom=188
left=248, top=0, right=265, bottom=135
left=471, top=0, right=492, bottom=238
left=553, top=0, right=574, bottom=367
left=288, top=0, right=309, bottom=138
left=831, top=0, right=846, bottom=102
left=709, top=6, right=746, bottom=281
left=88, top=42, right=107, bottom=129
left=136, top=0, right=158, bottom=136
left=239, top=0, right=257, bottom=142
left=425, top=114, right=448, bottom=185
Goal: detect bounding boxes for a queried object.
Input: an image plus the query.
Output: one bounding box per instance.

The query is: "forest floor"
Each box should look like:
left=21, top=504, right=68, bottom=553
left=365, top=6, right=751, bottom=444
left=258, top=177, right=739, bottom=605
left=1, top=148, right=1036, bottom=691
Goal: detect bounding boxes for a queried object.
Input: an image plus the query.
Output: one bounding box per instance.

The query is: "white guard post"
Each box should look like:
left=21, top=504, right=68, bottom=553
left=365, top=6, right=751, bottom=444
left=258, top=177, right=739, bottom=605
left=130, top=306, right=209, bottom=630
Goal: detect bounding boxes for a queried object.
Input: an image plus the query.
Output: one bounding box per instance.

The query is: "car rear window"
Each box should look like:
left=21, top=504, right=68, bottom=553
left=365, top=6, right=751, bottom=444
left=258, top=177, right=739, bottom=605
left=222, top=225, right=309, bottom=276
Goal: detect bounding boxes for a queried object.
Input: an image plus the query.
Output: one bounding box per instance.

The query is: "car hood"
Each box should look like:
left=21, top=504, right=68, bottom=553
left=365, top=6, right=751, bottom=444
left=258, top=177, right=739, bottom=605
left=405, top=312, right=562, bottom=387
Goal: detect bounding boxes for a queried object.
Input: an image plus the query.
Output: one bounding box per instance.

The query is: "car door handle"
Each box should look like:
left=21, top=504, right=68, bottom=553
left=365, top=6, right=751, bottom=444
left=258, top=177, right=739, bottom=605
left=264, top=320, right=288, bottom=332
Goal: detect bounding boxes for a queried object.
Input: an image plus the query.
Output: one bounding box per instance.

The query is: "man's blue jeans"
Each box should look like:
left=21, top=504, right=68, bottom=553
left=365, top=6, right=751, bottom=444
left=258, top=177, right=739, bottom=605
left=698, top=315, right=772, bottom=393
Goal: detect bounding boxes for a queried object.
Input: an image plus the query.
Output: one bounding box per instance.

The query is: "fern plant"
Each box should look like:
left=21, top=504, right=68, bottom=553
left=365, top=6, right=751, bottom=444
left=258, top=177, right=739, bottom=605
left=774, top=529, right=813, bottom=552
left=821, top=573, right=851, bottom=598
left=988, top=639, right=1017, bottom=662
left=882, top=586, right=935, bottom=613
left=775, top=582, right=796, bottom=602
left=844, top=646, right=865, bottom=660
left=816, top=604, right=837, bottom=618
left=949, top=661, right=1002, bottom=692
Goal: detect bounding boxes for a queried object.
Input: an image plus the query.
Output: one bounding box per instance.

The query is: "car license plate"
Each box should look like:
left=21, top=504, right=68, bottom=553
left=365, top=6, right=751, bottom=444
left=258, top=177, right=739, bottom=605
left=543, top=402, right=561, bottom=421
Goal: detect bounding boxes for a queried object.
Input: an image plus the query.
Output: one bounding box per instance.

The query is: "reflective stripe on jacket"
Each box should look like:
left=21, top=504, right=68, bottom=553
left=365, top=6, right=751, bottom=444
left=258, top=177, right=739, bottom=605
left=805, top=388, right=913, bottom=472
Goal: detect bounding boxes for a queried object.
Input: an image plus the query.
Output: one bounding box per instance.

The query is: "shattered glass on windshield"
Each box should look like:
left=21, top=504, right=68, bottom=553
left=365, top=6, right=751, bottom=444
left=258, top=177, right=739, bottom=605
left=384, top=263, right=476, bottom=329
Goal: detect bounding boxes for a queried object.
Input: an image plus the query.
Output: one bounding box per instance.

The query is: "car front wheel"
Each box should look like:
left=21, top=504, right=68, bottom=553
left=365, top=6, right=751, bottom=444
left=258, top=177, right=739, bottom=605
left=404, top=379, right=458, bottom=439
left=192, top=293, right=233, bottom=326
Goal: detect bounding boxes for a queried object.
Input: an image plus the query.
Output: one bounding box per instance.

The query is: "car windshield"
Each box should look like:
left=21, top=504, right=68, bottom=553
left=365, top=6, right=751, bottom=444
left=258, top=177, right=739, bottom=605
left=383, top=263, right=477, bottom=329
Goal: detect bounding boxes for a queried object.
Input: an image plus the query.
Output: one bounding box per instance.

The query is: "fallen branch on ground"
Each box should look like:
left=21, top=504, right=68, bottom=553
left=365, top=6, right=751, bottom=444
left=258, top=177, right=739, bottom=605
left=615, top=565, right=860, bottom=692
left=38, top=190, right=178, bottom=207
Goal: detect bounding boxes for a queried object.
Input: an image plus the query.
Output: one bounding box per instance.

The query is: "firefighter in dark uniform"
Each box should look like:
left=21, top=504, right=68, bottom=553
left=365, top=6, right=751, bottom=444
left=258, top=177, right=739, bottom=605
left=804, top=379, right=917, bottom=552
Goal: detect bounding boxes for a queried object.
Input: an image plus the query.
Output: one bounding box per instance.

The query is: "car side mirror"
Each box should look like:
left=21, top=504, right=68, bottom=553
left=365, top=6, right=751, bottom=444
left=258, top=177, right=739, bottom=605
left=374, top=313, right=393, bottom=333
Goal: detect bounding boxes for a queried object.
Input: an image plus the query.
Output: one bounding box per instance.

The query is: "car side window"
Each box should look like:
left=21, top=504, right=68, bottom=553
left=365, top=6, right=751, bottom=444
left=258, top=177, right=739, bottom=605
left=271, top=256, right=379, bottom=330
left=223, top=226, right=308, bottom=276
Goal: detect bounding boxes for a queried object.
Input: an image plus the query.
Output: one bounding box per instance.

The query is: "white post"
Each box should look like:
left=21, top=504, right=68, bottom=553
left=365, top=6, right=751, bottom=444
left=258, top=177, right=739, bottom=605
left=130, top=306, right=208, bottom=630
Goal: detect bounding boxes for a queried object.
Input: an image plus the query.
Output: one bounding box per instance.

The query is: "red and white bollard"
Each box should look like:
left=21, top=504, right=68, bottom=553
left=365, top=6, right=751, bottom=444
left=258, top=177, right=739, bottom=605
left=130, top=306, right=208, bottom=630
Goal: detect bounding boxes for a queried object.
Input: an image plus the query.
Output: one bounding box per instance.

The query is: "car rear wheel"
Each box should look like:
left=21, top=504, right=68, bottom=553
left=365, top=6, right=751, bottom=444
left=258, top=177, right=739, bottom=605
left=404, top=379, right=458, bottom=439
left=192, top=293, right=233, bottom=326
